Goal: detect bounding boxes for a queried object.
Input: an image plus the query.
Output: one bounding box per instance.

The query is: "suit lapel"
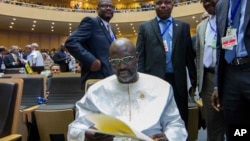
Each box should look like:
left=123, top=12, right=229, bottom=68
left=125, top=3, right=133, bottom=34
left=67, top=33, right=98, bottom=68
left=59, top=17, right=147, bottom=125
left=243, top=1, right=250, bottom=33
left=218, top=0, right=229, bottom=37
left=96, top=17, right=112, bottom=43
left=172, top=19, right=178, bottom=54
left=201, top=19, right=208, bottom=47
left=151, top=18, right=163, bottom=46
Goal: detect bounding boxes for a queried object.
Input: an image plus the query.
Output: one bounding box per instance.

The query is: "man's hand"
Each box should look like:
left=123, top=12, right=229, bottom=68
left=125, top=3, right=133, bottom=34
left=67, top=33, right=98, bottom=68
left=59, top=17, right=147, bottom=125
left=211, top=89, right=221, bottom=111
left=85, top=130, right=114, bottom=141
left=189, top=86, right=196, bottom=97
left=150, top=133, right=168, bottom=141
left=90, top=59, right=101, bottom=71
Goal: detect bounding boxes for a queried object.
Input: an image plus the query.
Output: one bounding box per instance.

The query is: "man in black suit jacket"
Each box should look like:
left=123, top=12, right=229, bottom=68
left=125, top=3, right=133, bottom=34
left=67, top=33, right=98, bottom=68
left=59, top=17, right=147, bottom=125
left=0, top=46, right=6, bottom=73
left=53, top=44, right=70, bottom=72
left=4, top=45, right=25, bottom=68
left=136, top=0, right=197, bottom=126
left=212, top=0, right=250, bottom=140
left=65, top=0, right=115, bottom=90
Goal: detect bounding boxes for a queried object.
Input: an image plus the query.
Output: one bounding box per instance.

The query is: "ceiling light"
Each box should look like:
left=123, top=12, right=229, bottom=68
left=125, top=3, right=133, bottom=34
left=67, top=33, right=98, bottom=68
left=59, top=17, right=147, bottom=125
left=118, top=30, right=121, bottom=33
left=9, top=26, right=13, bottom=28
left=51, top=29, right=54, bottom=32
left=192, top=16, right=195, bottom=19
left=69, top=27, right=72, bottom=29
left=33, top=20, right=36, bottom=23
left=52, top=22, right=55, bottom=25
left=51, top=26, right=54, bottom=28
left=13, top=18, right=16, bottom=21
left=32, top=24, right=36, bottom=27
left=31, top=28, right=34, bottom=30
left=196, top=20, right=199, bottom=23
left=11, top=22, right=14, bottom=25
left=130, top=23, right=133, bottom=26
left=133, top=30, right=136, bottom=32
left=69, top=23, right=72, bottom=26
left=116, top=24, right=118, bottom=26
left=117, top=27, right=120, bottom=30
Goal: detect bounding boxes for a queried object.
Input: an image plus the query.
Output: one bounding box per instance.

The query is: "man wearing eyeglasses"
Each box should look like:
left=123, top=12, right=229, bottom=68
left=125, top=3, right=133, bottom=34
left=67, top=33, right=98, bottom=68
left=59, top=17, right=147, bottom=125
left=67, top=38, right=187, bottom=141
left=136, top=0, right=197, bottom=127
left=65, top=0, right=116, bottom=90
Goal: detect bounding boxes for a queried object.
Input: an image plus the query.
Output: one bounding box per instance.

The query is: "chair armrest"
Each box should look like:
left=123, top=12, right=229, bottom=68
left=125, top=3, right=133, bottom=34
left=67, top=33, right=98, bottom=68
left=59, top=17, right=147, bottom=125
left=0, top=134, right=22, bottom=141
left=20, top=105, right=40, bottom=123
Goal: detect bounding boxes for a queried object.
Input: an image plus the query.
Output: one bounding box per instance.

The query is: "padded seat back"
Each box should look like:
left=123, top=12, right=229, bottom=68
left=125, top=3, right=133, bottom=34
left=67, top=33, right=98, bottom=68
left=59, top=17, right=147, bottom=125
left=0, top=79, right=23, bottom=138
left=48, top=76, right=82, bottom=104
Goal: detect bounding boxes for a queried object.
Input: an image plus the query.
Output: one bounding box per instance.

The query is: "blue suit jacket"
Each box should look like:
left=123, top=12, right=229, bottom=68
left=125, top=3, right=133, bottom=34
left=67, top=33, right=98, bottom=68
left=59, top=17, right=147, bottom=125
left=65, top=16, right=115, bottom=88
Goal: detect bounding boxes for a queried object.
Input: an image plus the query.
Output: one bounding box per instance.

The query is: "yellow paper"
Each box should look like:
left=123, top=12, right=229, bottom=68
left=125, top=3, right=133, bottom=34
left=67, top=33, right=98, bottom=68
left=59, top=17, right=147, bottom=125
left=84, top=114, right=153, bottom=141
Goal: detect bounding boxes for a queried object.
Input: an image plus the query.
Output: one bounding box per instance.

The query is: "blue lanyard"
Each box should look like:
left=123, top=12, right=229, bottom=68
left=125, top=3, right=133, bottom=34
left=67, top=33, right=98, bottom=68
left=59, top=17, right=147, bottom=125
left=230, top=0, right=241, bottom=26
left=208, top=19, right=216, bottom=33
left=160, top=21, right=172, bottom=37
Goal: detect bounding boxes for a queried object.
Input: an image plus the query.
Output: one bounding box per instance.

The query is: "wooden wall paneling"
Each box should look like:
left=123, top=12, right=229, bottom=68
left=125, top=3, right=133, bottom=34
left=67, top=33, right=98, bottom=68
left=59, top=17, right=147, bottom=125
left=49, top=34, right=59, bottom=50
left=30, top=33, right=41, bottom=46
left=40, top=33, right=50, bottom=49
left=19, top=32, right=30, bottom=49
left=0, top=30, right=9, bottom=47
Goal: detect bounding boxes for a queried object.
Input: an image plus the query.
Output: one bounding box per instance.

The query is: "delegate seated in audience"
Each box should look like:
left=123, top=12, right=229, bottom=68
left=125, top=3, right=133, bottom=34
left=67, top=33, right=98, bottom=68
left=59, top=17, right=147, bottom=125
left=75, top=60, right=81, bottom=73
left=67, top=38, right=187, bottom=141
left=50, top=64, right=61, bottom=74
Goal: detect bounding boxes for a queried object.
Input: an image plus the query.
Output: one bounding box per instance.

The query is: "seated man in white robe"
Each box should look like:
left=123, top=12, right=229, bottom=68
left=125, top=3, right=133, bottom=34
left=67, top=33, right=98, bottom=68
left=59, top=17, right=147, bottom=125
left=67, top=38, right=187, bottom=141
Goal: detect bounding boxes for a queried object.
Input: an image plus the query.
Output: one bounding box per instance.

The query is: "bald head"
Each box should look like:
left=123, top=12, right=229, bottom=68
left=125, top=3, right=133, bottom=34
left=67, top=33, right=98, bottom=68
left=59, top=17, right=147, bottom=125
left=109, top=38, right=136, bottom=56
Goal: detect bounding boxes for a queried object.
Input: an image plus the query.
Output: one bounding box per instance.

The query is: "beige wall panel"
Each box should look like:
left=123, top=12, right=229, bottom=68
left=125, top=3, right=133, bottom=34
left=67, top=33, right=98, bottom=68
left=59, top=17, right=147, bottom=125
left=59, top=35, right=68, bottom=45
left=30, top=33, right=40, bottom=45
left=9, top=31, right=20, bottom=46
left=19, top=32, right=30, bottom=48
left=50, top=35, right=59, bottom=49
left=40, top=33, right=50, bottom=49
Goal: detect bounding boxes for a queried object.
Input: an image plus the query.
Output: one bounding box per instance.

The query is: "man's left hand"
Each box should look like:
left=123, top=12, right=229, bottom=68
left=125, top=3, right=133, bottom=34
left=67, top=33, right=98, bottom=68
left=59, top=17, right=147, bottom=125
left=150, top=133, right=168, bottom=141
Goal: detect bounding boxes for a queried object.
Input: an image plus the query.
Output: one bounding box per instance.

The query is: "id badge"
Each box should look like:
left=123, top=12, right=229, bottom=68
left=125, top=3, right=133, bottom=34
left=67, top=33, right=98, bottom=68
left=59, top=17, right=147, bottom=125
left=222, top=28, right=237, bottom=50
left=163, top=40, right=168, bottom=52
left=1, top=63, right=6, bottom=70
left=210, top=35, right=217, bottom=49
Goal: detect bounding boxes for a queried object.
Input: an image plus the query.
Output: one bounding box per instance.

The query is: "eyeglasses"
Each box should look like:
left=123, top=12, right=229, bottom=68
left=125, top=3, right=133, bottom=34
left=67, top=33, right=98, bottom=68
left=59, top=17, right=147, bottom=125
left=99, top=4, right=115, bottom=9
left=109, top=56, right=135, bottom=65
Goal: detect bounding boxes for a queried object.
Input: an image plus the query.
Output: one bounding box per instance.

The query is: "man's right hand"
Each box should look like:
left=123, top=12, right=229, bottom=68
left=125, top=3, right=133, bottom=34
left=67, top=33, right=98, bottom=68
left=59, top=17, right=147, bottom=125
left=85, top=130, right=114, bottom=141
left=211, top=89, right=221, bottom=111
left=90, top=59, right=101, bottom=71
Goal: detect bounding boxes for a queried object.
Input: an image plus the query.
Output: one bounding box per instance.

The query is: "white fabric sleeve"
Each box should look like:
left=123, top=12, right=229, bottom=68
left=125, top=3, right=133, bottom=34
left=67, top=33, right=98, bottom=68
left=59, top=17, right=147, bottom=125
left=161, top=87, right=188, bottom=141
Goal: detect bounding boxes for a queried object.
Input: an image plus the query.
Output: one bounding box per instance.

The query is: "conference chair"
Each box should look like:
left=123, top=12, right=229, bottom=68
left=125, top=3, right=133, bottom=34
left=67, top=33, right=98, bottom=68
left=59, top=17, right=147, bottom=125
left=0, top=78, right=23, bottom=141
left=34, top=105, right=74, bottom=141
left=84, top=79, right=101, bottom=93
left=8, top=74, right=47, bottom=141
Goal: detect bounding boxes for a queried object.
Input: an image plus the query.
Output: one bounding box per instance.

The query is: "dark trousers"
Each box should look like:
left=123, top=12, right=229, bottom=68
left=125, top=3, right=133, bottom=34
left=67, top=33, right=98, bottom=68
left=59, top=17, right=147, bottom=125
left=201, top=71, right=225, bottom=141
left=222, top=63, right=250, bottom=141
left=165, top=73, right=188, bottom=127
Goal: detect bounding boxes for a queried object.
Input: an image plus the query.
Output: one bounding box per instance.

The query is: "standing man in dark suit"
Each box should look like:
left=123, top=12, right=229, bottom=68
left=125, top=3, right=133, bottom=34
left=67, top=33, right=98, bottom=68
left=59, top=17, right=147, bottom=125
left=136, top=0, right=197, bottom=126
left=4, top=45, right=25, bottom=68
left=65, top=0, right=115, bottom=90
left=196, top=0, right=225, bottom=141
left=0, top=46, right=6, bottom=73
left=53, top=44, right=70, bottom=72
left=212, top=0, right=250, bottom=140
